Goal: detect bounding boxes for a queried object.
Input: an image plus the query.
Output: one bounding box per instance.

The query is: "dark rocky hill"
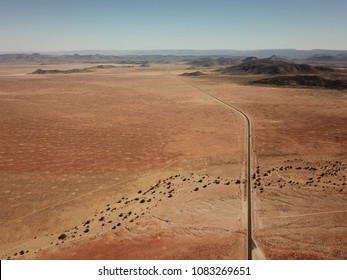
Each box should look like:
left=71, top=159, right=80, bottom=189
left=188, top=57, right=241, bottom=67
left=31, top=68, right=92, bottom=74
left=252, top=75, right=347, bottom=90
left=222, top=57, right=319, bottom=75
left=305, top=54, right=347, bottom=62
left=180, top=71, right=206, bottom=77
left=31, top=65, right=118, bottom=74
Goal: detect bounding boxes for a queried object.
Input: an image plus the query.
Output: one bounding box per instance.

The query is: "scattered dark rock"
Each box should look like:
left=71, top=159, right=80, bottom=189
left=58, top=234, right=67, bottom=240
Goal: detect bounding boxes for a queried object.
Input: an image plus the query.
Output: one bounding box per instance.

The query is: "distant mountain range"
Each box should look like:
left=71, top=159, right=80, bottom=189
left=1, top=49, right=347, bottom=59
left=1, top=50, right=347, bottom=66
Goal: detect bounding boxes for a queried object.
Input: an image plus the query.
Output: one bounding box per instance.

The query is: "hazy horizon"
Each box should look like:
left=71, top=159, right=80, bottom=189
left=2, top=47, right=347, bottom=54
left=1, top=0, right=347, bottom=52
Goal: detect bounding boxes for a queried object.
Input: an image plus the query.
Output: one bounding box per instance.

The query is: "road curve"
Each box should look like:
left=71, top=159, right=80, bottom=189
left=172, top=73, right=254, bottom=260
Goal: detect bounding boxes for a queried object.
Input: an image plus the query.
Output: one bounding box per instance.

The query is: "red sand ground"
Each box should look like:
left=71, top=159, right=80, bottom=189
left=183, top=74, right=347, bottom=259
left=0, top=64, right=346, bottom=259
left=0, top=64, right=245, bottom=260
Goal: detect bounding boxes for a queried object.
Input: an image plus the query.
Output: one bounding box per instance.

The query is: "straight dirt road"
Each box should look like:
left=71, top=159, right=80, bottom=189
left=172, top=73, right=255, bottom=260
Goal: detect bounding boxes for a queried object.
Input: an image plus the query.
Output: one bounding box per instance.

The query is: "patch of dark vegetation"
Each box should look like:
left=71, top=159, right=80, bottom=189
left=252, top=75, right=347, bottom=90
left=58, top=234, right=67, bottom=240
left=180, top=71, right=206, bottom=77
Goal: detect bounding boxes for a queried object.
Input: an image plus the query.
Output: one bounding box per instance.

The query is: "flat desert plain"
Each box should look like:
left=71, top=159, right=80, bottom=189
left=0, top=63, right=346, bottom=259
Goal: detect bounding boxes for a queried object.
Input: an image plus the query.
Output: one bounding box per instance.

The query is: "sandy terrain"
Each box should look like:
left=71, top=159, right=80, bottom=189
left=0, top=64, right=246, bottom=259
left=181, top=74, right=347, bottom=259
left=0, top=63, right=346, bottom=259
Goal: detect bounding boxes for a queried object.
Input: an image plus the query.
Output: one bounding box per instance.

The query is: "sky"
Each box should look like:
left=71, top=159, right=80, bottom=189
left=1, top=0, right=346, bottom=52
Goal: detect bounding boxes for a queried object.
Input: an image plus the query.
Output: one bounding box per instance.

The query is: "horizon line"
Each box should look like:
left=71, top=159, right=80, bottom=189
left=1, top=48, right=347, bottom=55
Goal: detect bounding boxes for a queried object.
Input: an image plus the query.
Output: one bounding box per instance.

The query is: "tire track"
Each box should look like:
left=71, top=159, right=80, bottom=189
left=269, top=209, right=347, bottom=219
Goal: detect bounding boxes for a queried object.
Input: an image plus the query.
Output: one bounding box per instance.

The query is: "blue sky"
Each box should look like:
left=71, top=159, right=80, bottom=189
left=1, top=0, right=346, bottom=52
